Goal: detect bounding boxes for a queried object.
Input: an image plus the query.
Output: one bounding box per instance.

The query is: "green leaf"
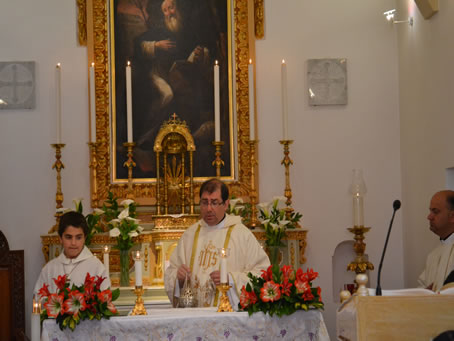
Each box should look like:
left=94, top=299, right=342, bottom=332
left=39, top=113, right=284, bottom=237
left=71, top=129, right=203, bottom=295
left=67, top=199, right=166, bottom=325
left=111, top=288, right=121, bottom=301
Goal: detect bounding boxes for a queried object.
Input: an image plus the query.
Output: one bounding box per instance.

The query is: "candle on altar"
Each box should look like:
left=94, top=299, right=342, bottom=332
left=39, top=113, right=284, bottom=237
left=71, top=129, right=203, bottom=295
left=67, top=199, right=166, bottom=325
left=103, top=245, right=110, bottom=277
left=353, top=193, right=364, bottom=227
left=248, top=59, right=255, bottom=140
left=220, top=248, right=227, bottom=283
left=89, top=62, right=96, bottom=143
left=350, top=169, right=367, bottom=227
left=281, top=59, right=288, bottom=140
left=126, top=61, right=133, bottom=143
left=134, top=250, right=142, bottom=286
left=214, top=60, right=220, bottom=142
left=56, top=63, right=62, bottom=144
left=31, top=296, right=40, bottom=341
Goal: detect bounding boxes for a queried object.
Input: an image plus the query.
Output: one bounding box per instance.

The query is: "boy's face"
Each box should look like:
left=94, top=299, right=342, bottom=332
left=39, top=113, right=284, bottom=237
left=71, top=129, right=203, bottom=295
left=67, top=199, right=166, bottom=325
left=59, top=225, right=86, bottom=259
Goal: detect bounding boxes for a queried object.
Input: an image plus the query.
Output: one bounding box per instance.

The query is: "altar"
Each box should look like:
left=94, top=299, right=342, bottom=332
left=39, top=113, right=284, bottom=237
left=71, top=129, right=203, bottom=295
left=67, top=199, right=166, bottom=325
left=40, top=226, right=308, bottom=308
left=41, top=307, right=330, bottom=341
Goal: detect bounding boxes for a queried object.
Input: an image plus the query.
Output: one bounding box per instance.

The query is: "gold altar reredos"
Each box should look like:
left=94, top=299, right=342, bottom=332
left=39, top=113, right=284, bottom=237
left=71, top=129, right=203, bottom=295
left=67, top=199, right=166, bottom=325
left=85, top=0, right=258, bottom=208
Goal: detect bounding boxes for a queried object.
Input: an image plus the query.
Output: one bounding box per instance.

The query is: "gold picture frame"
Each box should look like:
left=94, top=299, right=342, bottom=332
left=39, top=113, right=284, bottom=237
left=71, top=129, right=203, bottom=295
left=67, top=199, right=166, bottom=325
left=86, top=0, right=256, bottom=207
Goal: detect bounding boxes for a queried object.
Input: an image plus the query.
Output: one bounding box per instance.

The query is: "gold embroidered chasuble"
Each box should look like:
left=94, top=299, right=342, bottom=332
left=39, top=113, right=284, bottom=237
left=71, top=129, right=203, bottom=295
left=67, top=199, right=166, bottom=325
left=164, top=214, right=270, bottom=308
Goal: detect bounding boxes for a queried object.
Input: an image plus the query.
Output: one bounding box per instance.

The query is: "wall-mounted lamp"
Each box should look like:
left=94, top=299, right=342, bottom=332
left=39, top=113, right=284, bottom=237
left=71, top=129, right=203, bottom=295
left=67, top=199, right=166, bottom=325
left=384, top=9, right=413, bottom=26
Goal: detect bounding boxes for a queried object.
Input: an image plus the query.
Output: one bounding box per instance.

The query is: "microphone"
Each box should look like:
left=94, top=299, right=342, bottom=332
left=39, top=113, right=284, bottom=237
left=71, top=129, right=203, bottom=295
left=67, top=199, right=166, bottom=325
left=376, top=199, right=401, bottom=296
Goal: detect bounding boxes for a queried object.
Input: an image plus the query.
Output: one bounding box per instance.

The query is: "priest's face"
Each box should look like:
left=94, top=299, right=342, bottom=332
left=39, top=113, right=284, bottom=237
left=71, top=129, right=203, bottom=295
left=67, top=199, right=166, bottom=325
left=427, top=192, right=454, bottom=239
left=200, top=188, right=229, bottom=226
left=59, top=225, right=86, bottom=259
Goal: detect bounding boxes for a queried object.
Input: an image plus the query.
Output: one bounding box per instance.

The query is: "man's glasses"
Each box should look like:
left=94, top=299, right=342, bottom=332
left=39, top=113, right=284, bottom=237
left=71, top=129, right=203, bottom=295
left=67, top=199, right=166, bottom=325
left=200, top=200, right=225, bottom=208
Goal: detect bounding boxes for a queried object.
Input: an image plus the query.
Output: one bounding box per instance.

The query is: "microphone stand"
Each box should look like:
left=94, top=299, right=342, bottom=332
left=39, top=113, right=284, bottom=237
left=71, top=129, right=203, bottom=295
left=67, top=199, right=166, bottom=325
left=376, top=200, right=401, bottom=296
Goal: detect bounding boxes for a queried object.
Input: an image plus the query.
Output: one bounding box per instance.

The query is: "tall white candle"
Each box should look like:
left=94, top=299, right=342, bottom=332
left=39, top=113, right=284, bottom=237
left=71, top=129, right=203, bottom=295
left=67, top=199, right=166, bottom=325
left=214, top=60, right=220, bottom=142
left=31, top=298, right=40, bottom=341
left=89, top=62, right=96, bottom=143
left=56, top=63, right=62, bottom=144
left=103, top=245, right=110, bottom=278
left=281, top=60, right=288, bottom=140
left=220, top=248, right=227, bottom=283
left=353, top=194, right=364, bottom=227
left=134, top=251, right=142, bottom=286
left=248, top=59, right=255, bottom=140
left=126, top=61, right=133, bottom=143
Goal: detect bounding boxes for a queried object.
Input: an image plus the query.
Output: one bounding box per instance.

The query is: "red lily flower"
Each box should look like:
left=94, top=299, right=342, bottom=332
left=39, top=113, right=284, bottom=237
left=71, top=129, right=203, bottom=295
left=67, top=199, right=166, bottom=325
left=306, top=268, right=318, bottom=282
left=294, top=278, right=310, bottom=294
left=44, top=294, right=65, bottom=318
left=261, top=265, right=273, bottom=281
left=281, top=265, right=293, bottom=281
left=53, top=275, right=68, bottom=291
left=260, top=280, right=281, bottom=302
left=38, top=283, right=50, bottom=299
left=280, top=279, right=293, bottom=296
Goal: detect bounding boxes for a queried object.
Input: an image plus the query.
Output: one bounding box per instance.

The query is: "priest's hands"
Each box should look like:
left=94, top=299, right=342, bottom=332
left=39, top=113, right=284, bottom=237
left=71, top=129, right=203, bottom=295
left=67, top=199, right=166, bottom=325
left=177, top=264, right=191, bottom=287
left=210, top=270, right=227, bottom=286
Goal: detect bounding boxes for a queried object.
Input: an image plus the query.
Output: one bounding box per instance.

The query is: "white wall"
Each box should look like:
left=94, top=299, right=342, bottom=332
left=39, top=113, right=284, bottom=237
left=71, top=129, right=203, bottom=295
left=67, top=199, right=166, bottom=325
left=0, top=0, right=90, bottom=336
left=256, top=0, right=404, bottom=336
left=397, top=0, right=454, bottom=287
left=0, top=0, right=411, bottom=339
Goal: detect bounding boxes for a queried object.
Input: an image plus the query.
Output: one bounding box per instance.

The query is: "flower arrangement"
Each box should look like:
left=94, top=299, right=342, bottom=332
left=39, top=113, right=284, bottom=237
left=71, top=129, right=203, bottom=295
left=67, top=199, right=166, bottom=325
left=257, top=196, right=302, bottom=247
left=239, top=265, right=323, bottom=317
left=103, top=192, right=143, bottom=251
left=38, top=273, right=120, bottom=331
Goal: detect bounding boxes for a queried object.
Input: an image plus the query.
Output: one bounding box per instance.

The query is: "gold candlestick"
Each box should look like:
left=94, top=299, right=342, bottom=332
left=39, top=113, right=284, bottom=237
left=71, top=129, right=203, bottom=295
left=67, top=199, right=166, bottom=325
left=279, top=140, right=296, bottom=221
left=49, top=143, right=65, bottom=234
left=248, top=140, right=259, bottom=228
left=212, top=141, right=225, bottom=178
left=347, top=226, right=374, bottom=274
left=130, top=286, right=147, bottom=315
left=88, top=142, right=99, bottom=208
left=216, top=284, right=233, bottom=312
left=123, top=142, right=136, bottom=199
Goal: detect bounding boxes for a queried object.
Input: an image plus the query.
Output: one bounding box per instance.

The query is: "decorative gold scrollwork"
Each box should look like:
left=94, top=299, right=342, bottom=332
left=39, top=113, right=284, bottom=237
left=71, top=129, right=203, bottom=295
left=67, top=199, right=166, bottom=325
left=77, top=0, right=87, bottom=46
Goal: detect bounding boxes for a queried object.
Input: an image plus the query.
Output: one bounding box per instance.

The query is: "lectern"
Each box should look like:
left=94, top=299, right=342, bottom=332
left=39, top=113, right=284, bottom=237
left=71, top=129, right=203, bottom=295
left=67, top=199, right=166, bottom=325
left=337, top=294, right=454, bottom=341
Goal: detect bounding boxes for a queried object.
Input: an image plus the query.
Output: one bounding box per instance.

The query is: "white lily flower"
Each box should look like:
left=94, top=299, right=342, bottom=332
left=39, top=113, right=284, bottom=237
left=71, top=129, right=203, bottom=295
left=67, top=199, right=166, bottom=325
left=120, top=199, right=135, bottom=207
left=270, top=222, right=280, bottom=231
left=128, top=231, right=138, bottom=238
left=72, top=198, right=83, bottom=210
left=126, top=216, right=139, bottom=224
left=229, top=198, right=243, bottom=209
left=272, top=196, right=287, bottom=210
left=257, top=202, right=271, bottom=217
left=235, top=204, right=244, bottom=211
left=93, top=208, right=104, bottom=215
left=56, top=207, right=69, bottom=213
left=109, top=218, right=120, bottom=226
left=109, top=227, right=121, bottom=237
left=278, top=220, right=290, bottom=229
left=118, top=207, right=129, bottom=220
left=137, top=226, right=144, bottom=233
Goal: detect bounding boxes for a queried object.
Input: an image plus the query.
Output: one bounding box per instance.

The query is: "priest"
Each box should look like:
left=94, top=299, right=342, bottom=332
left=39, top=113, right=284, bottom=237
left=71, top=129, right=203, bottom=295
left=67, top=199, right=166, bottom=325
left=34, top=211, right=111, bottom=295
left=418, top=190, right=454, bottom=291
left=164, top=178, right=270, bottom=308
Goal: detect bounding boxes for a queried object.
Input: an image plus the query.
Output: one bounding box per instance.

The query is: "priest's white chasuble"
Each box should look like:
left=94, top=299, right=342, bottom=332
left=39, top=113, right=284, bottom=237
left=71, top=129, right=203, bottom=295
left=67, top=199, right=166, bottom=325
left=418, top=233, right=454, bottom=292
left=164, top=214, right=270, bottom=308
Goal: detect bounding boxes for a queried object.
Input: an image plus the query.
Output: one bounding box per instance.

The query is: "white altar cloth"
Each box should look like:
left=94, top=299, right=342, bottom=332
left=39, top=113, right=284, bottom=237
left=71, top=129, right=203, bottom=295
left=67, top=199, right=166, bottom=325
left=41, top=307, right=330, bottom=341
